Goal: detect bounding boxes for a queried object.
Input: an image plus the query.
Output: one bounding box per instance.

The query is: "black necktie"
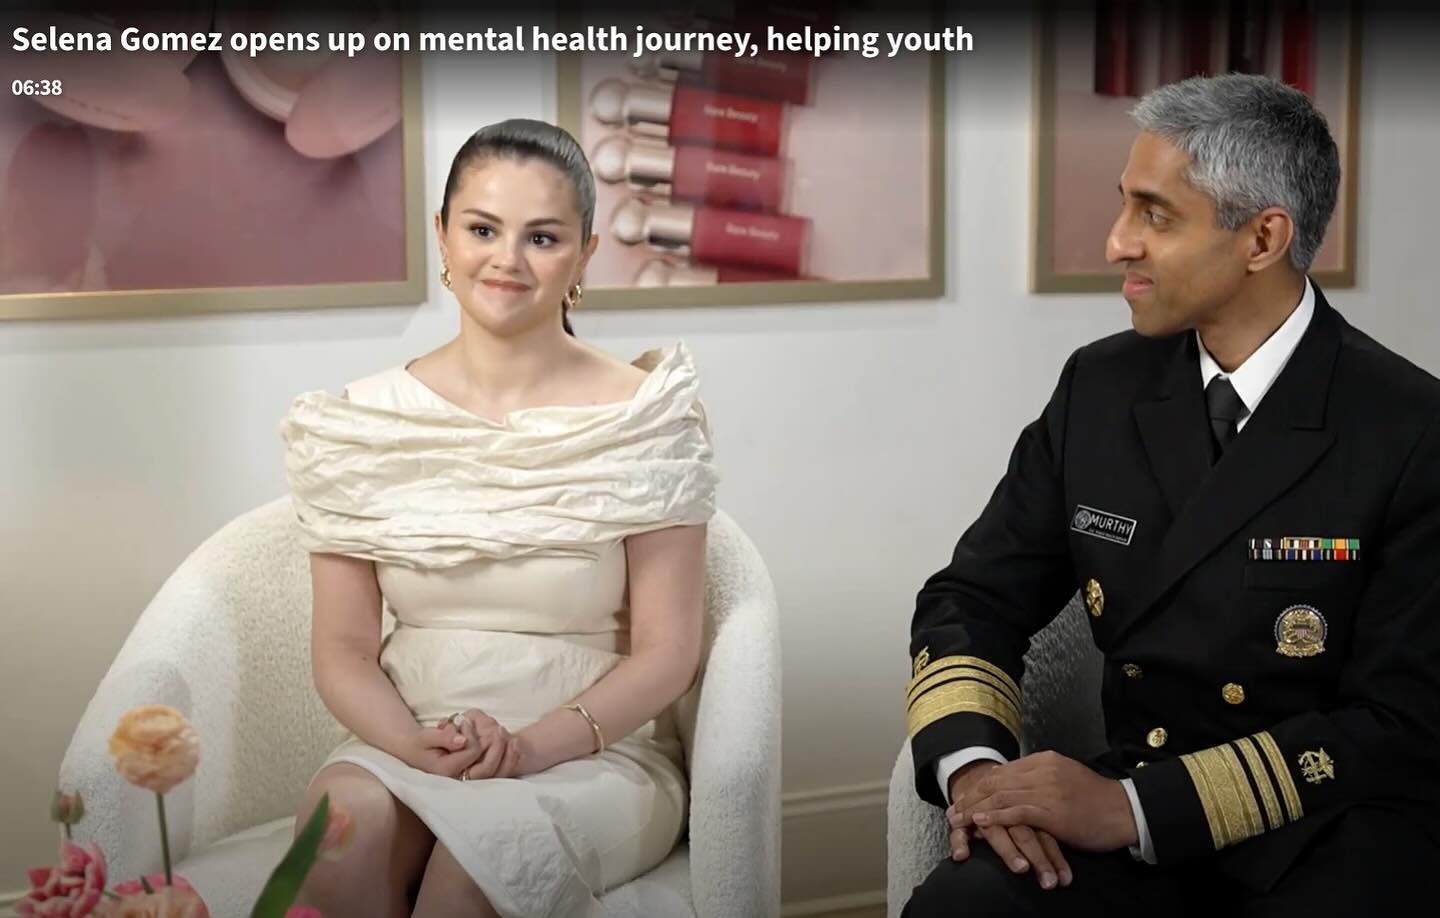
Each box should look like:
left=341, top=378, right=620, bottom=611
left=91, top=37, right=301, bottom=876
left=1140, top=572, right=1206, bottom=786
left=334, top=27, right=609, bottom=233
left=1205, top=375, right=1247, bottom=456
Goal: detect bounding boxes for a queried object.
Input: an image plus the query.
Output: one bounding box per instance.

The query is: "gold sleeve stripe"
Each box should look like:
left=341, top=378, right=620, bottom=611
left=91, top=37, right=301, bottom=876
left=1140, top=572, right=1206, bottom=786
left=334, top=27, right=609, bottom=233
left=906, top=679, right=1022, bottom=741
left=907, top=665, right=1022, bottom=714
left=908, top=655, right=1020, bottom=702
left=1253, top=731, right=1304, bottom=823
left=907, top=656, right=1021, bottom=709
left=1179, top=744, right=1265, bottom=850
left=1234, top=737, right=1285, bottom=832
left=907, top=669, right=1018, bottom=723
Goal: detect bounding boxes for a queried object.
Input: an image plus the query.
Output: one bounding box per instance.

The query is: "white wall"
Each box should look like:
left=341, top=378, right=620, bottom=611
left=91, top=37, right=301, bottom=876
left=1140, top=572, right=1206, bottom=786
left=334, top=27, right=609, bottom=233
left=3, top=11, right=1437, bottom=913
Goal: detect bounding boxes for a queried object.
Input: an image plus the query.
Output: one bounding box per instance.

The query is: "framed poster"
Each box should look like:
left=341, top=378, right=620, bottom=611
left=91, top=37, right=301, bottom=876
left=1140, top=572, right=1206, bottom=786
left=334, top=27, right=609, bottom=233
left=555, top=3, right=946, bottom=308
left=1032, top=0, right=1359, bottom=293
left=0, top=6, right=426, bottom=321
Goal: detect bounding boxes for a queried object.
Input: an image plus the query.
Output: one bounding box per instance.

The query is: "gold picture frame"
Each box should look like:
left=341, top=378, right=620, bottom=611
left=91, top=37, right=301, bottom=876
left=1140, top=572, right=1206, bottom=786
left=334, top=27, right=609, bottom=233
left=1031, top=0, right=1360, bottom=293
left=1, top=47, right=426, bottom=322
left=555, top=6, right=946, bottom=309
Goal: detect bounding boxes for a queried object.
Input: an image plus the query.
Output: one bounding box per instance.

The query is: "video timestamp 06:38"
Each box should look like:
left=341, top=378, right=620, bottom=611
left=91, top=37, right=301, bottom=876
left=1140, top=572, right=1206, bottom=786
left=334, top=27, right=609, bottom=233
left=12, top=79, right=63, bottom=96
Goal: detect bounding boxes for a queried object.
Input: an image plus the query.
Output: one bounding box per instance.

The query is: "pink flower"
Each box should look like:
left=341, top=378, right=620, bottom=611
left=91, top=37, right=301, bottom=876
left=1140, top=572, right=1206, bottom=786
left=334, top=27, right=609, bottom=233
left=109, top=875, right=197, bottom=898
left=319, top=803, right=353, bottom=862
left=104, top=878, right=209, bottom=918
left=15, top=841, right=107, bottom=917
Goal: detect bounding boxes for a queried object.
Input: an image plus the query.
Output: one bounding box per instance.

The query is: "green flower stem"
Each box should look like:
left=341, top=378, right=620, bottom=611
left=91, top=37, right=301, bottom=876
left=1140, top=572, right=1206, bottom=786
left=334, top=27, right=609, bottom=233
left=156, top=792, right=173, bottom=886
left=63, top=823, right=71, bottom=842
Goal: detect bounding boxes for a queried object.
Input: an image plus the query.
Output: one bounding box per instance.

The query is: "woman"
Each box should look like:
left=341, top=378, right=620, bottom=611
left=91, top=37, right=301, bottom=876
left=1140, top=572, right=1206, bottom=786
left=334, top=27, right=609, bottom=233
left=279, top=119, right=717, bottom=918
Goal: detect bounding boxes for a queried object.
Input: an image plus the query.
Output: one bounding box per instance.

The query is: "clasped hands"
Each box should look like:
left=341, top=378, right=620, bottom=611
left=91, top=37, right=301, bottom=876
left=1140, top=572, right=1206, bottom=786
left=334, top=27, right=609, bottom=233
left=946, top=751, right=1140, bottom=891
left=400, top=708, right=524, bottom=781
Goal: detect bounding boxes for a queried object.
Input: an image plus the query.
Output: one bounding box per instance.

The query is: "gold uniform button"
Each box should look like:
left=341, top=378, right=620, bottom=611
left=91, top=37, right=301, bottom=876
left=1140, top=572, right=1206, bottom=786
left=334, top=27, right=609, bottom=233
left=1085, top=579, right=1104, bottom=617
left=1147, top=727, right=1169, bottom=748
left=1222, top=683, right=1246, bottom=705
left=1122, top=663, right=1144, bottom=679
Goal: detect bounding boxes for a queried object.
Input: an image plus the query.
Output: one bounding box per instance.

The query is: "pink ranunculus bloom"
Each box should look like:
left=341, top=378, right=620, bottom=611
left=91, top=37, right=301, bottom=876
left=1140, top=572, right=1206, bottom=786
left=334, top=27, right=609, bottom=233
left=103, top=879, right=209, bottom=918
left=109, top=875, right=192, bottom=898
left=15, top=841, right=107, bottom=917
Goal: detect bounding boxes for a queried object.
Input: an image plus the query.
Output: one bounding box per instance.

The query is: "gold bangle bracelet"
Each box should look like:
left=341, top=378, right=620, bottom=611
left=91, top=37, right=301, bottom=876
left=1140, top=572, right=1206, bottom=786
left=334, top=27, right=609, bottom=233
left=562, top=703, right=605, bottom=755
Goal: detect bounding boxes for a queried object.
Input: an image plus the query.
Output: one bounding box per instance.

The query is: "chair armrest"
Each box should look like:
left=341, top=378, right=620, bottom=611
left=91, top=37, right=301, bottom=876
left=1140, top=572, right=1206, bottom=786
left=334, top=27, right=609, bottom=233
left=886, top=740, right=948, bottom=918
left=686, top=590, right=782, bottom=918
left=58, top=499, right=340, bottom=881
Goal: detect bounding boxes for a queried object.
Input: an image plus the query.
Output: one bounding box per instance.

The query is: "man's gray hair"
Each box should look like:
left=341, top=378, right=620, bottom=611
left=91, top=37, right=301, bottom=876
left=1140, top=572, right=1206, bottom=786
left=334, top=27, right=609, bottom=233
left=1130, top=73, right=1340, bottom=273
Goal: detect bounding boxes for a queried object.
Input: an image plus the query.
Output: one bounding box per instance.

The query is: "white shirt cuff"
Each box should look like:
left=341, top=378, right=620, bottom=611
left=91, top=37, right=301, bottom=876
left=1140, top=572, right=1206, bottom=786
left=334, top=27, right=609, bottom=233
left=1120, top=777, right=1157, bottom=864
left=935, top=746, right=1007, bottom=805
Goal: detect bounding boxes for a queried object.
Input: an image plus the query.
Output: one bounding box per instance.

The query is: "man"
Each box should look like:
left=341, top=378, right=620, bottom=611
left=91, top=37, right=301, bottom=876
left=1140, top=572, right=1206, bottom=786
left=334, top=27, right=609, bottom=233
left=903, top=73, right=1440, bottom=915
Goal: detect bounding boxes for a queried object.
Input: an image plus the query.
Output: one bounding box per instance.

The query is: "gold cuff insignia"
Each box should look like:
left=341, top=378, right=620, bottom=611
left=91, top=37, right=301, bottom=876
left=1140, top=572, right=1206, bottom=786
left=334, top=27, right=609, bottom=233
left=905, top=655, right=1022, bottom=741
left=1255, top=731, right=1303, bottom=822
left=1298, top=748, right=1335, bottom=784
left=1180, top=730, right=1305, bottom=851
left=912, top=646, right=930, bottom=678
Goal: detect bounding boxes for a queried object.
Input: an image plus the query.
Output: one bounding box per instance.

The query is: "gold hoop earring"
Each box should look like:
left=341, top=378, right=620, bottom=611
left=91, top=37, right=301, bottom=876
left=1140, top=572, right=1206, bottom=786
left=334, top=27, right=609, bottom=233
left=440, top=264, right=451, bottom=289
left=565, top=282, right=584, bottom=310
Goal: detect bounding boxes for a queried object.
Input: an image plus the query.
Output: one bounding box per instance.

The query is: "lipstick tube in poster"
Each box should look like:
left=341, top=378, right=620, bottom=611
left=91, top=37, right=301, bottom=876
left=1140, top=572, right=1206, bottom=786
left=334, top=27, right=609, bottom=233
left=1093, top=0, right=1142, bottom=97
left=630, top=49, right=813, bottom=104
left=693, top=0, right=840, bottom=34
left=1280, top=0, right=1315, bottom=95
left=1226, top=0, right=1268, bottom=75
left=611, top=196, right=810, bottom=276
left=634, top=258, right=806, bottom=286
left=1158, top=0, right=1218, bottom=84
left=590, top=79, right=785, bottom=157
left=591, top=135, right=786, bottom=212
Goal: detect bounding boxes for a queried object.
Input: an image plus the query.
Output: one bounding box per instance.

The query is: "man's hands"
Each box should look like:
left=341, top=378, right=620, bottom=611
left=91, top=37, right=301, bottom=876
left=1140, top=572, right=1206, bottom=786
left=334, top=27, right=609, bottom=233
left=946, top=760, right=1072, bottom=890
left=952, top=751, right=1139, bottom=856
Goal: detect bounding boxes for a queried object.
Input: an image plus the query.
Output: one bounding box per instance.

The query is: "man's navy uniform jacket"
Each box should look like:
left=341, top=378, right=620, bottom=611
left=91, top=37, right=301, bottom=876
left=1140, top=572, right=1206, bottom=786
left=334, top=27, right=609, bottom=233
left=908, top=284, right=1440, bottom=890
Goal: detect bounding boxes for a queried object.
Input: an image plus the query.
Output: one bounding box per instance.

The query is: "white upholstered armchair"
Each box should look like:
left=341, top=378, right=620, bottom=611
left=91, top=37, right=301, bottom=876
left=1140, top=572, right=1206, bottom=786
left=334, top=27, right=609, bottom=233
left=58, top=497, right=781, bottom=918
left=885, top=594, right=1108, bottom=916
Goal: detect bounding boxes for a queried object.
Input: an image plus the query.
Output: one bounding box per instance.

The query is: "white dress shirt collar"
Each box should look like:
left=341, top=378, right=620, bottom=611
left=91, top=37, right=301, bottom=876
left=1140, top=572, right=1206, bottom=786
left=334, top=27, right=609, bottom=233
left=1197, top=277, right=1315, bottom=425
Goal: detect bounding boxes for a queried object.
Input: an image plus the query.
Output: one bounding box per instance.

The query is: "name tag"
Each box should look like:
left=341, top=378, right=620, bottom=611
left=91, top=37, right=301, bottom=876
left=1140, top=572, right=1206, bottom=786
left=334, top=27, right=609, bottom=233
left=1071, top=505, right=1137, bottom=546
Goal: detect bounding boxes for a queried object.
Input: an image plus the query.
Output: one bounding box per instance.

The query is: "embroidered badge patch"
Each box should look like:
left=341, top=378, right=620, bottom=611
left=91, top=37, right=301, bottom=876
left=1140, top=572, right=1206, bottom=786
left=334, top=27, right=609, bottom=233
left=1071, top=505, right=1137, bottom=546
left=1298, top=748, right=1335, bottom=784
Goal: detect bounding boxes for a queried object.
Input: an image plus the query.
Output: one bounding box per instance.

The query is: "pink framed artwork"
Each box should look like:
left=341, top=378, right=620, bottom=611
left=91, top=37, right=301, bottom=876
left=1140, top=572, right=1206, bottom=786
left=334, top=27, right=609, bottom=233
left=555, top=2, right=946, bottom=308
left=1031, top=0, right=1360, bottom=293
left=0, top=6, right=426, bottom=321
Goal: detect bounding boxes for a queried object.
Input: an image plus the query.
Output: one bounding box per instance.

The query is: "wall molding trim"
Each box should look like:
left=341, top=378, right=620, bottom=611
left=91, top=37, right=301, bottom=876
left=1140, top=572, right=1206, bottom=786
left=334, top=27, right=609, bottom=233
left=781, top=779, right=890, bottom=911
